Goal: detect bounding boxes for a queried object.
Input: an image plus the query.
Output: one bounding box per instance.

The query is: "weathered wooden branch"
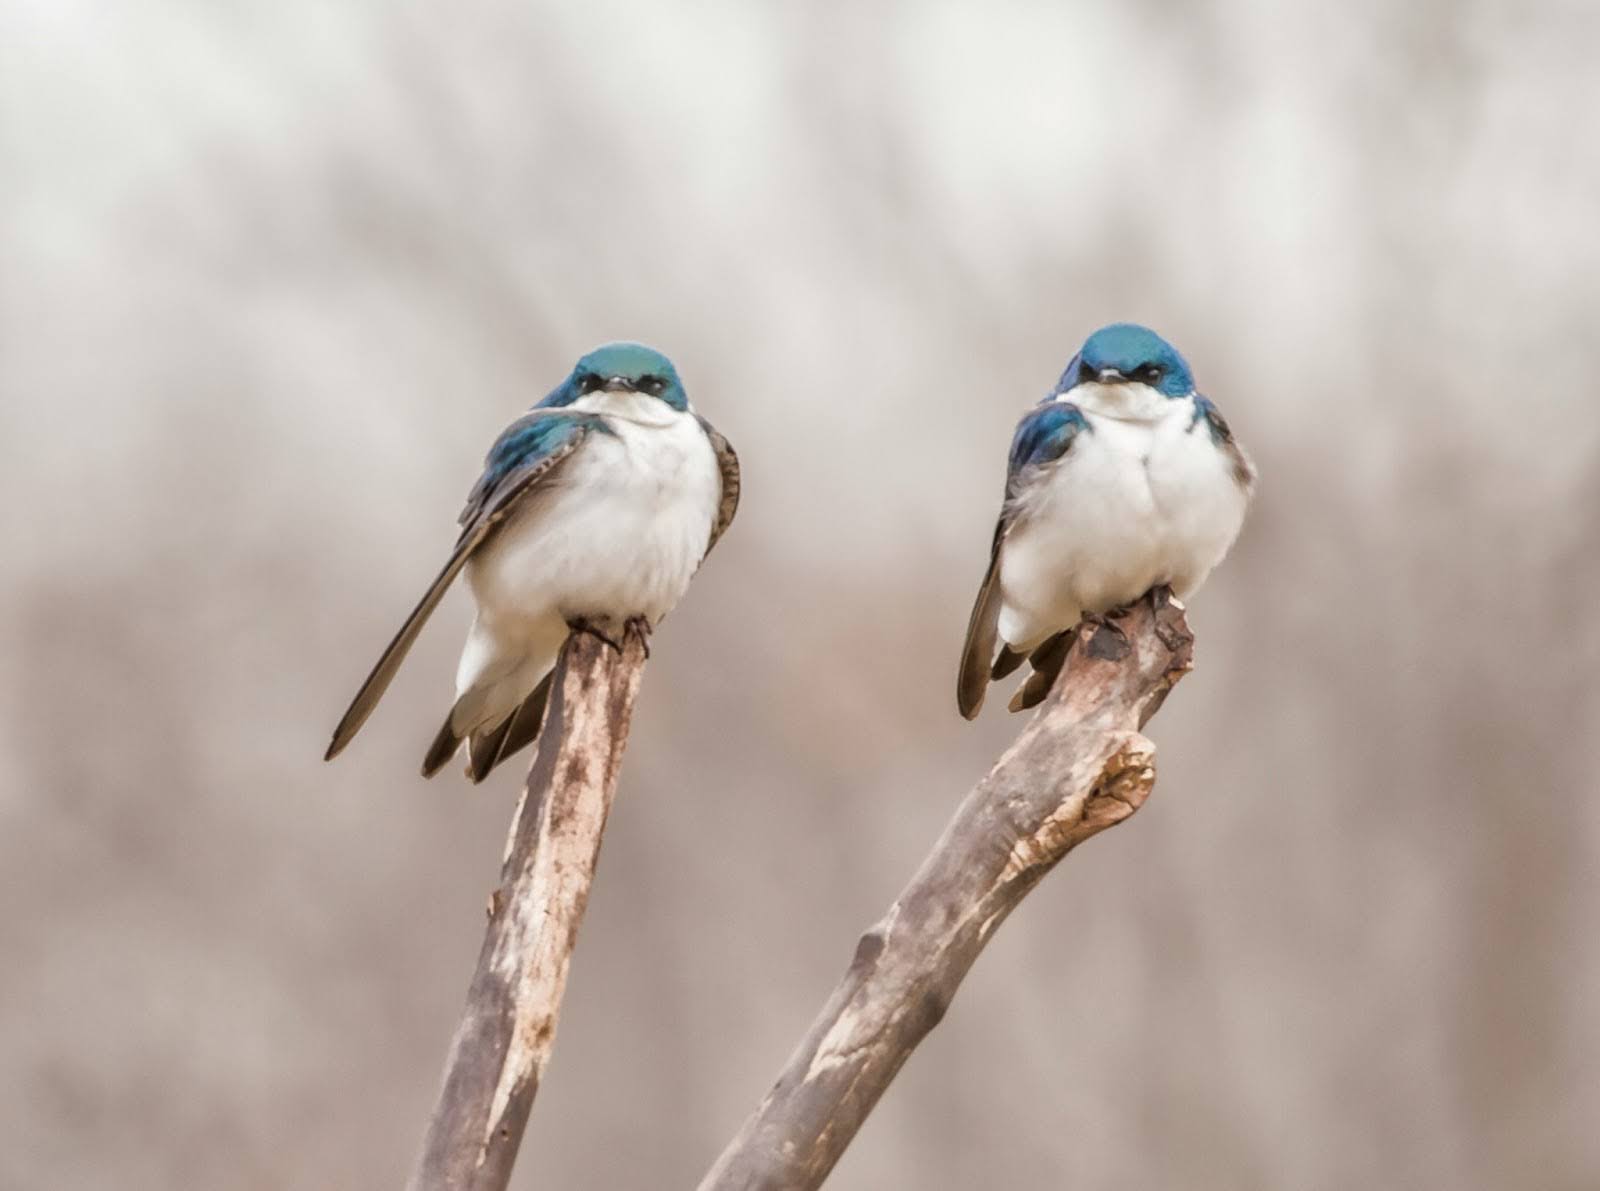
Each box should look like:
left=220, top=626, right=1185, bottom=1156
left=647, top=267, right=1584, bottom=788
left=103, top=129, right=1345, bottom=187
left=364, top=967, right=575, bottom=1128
left=698, top=589, right=1194, bottom=1191
left=407, top=624, right=649, bottom=1191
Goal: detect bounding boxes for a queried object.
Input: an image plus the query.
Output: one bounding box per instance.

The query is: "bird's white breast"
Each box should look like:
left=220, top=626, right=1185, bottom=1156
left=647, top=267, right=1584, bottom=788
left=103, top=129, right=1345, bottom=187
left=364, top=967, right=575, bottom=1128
left=996, top=389, right=1249, bottom=650
left=466, top=401, right=720, bottom=635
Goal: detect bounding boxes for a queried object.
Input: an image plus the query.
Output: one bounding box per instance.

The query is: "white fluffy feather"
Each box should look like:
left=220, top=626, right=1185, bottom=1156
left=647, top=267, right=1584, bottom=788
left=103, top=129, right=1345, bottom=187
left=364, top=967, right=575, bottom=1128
left=454, top=393, right=720, bottom=731
left=996, top=381, right=1251, bottom=652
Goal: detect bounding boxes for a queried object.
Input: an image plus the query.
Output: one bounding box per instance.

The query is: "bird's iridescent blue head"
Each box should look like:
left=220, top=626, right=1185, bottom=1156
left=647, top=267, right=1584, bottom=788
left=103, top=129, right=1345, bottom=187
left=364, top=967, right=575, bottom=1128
left=1054, top=323, right=1194, bottom=399
left=541, top=342, right=689, bottom=411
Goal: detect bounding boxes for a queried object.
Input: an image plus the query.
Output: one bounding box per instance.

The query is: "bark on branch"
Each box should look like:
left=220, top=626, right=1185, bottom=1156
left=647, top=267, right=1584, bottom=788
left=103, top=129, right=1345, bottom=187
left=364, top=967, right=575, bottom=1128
left=698, top=589, right=1194, bottom=1191
left=407, top=624, right=649, bottom=1191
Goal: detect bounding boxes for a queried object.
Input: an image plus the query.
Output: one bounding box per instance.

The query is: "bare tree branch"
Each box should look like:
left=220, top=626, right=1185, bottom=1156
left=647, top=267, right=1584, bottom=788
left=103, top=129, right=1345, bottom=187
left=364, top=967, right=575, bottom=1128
left=698, top=589, right=1194, bottom=1191
left=408, top=624, right=649, bottom=1191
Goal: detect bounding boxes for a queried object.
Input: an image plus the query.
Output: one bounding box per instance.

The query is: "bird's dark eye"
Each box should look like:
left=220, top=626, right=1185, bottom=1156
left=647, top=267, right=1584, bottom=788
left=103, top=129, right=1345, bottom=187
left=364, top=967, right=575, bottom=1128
left=1077, top=358, right=1097, bottom=384
left=639, top=375, right=665, bottom=395
left=578, top=372, right=601, bottom=393
left=1136, top=364, right=1163, bottom=384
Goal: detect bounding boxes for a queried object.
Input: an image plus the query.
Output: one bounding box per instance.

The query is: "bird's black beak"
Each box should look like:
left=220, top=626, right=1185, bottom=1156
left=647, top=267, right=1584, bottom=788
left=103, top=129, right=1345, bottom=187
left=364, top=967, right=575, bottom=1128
left=1077, top=358, right=1125, bottom=386
left=601, top=376, right=637, bottom=393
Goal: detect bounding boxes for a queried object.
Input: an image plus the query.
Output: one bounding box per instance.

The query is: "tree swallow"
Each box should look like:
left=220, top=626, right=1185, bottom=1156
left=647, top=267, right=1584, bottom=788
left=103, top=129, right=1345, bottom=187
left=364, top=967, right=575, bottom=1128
left=326, top=342, right=740, bottom=782
left=958, top=323, right=1255, bottom=717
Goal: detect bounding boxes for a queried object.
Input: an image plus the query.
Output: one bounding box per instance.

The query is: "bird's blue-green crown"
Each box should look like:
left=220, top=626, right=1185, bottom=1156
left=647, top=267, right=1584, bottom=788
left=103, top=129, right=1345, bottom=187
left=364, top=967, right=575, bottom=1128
left=1054, top=323, right=1194, bottom=399
left=539, top=342, right=689, bottom=411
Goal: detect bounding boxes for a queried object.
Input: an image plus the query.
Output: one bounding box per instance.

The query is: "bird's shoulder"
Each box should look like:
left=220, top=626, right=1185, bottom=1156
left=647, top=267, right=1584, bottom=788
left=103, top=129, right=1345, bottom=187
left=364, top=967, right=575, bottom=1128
left=458, top=408, right=612, bottom=532
left=983, top=400, right=1097, bottom=544
left=1006, top=400, right=1092, bottom=490
left=1188, top=393, right=1256, bottom=492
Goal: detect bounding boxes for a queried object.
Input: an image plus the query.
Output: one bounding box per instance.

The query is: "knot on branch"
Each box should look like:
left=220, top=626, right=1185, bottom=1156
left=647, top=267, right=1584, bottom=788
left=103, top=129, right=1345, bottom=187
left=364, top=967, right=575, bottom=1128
left=999, top=734, right=1156, bottom=883
left=1080, top=739, right=1157, bottom=829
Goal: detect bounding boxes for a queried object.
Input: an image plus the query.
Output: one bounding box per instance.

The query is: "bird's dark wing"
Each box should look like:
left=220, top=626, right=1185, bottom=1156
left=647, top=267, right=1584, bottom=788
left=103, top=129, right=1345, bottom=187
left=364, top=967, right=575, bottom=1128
left=1192, top=393, right=1257, bottom=492
left=697, top=416, right=741, bottom=558
left=958, top=518, right=1008, bottom=719
left=956, top=402, right=1091, bottom=719
left=324, top=411, right=604, bottom=761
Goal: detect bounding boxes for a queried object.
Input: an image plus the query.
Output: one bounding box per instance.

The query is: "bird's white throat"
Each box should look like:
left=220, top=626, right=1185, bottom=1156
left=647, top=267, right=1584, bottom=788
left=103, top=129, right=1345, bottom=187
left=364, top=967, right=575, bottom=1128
left=1062, top=381, right=1175, bottom=424
left=571, top=390, right=686, bottom=426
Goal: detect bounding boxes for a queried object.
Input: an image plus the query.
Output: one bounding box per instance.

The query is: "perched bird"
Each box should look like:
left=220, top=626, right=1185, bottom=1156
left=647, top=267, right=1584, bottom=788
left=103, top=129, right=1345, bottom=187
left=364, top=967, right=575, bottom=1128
left=958, top=323, right=1254, bottom=718
left=325, top=342, right=740, bottom=782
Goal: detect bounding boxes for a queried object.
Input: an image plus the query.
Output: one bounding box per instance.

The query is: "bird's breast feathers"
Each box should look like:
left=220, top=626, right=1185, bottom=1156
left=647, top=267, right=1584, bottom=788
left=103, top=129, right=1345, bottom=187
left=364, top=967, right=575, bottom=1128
left=1014, top=389, right=1248, bottom=514
left=467, top=406, right=720, bottom=629
left=997, top=390, right=1249, bottom=644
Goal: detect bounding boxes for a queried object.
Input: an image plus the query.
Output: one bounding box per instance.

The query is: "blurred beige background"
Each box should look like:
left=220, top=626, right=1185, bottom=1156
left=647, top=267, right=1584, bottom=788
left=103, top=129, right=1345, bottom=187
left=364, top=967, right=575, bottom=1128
left=4, top=2, right=1598, bottom=1188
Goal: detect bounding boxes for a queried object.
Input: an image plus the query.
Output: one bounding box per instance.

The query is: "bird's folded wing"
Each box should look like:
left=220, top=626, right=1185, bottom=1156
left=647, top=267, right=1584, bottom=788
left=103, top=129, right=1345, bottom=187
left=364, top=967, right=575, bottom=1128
left=698, top=416, right=741, bottom=558
left=324, top=412, right=602, bottom=760
left=956, top=402, right=1091, bottom=718
left=1192, top=393, right=1257, bottom=492
left=957, top=519, right=1007, bottom=719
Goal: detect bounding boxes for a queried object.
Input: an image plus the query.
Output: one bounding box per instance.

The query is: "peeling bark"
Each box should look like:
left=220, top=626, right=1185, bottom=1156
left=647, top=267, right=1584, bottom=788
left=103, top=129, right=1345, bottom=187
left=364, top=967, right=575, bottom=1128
left=407, top=624, right=649, bottom=1191
left=698, top=590, right=1194, bottom=1191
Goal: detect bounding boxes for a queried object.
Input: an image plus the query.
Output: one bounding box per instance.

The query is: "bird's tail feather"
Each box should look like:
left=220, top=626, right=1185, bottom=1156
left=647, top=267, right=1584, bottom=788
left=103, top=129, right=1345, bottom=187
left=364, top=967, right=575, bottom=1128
left=422, top=669, right=557, bottom=783
left=421, top=715, right=463, bottom=778
left=466, top=673, right=554, bottom=783
left=1007, top=628, right=1073, bottom=713
left=466, top=716, right=516, bottom=783
left=490, top=673, right=555, bottom=776
left=991, top=644, right=1026, bottom=680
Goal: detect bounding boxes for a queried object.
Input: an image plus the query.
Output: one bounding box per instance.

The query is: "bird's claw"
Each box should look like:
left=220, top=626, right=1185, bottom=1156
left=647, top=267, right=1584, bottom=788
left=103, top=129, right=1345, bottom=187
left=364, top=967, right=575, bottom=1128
left=1080, top=609, right=1119, bottom=632
left=567, top=616, right=653, bottom=658
left=1100, top=584, right=1174, bottom=625
left=567, top=617, right=623, bottom=653
left=624, top=616, right=653, bottom=658
left=1076, top=607, right=1132, bottom=661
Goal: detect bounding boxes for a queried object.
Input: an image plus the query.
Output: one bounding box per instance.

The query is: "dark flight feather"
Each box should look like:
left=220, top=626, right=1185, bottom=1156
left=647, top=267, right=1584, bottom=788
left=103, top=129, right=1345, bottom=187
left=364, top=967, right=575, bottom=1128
left=957, top=521, right=1006, bottom=720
